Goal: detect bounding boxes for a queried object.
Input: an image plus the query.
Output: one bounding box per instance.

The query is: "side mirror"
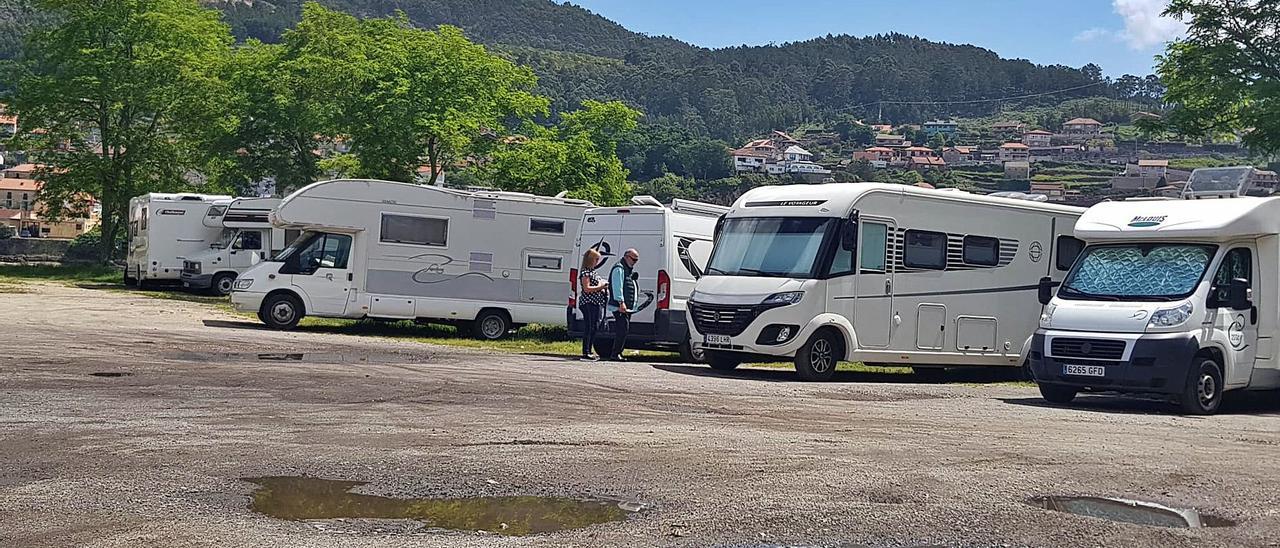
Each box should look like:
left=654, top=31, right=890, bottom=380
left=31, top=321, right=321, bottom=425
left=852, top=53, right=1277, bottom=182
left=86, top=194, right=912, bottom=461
left=1038, top=276, right=1060, bottom=306
left=841, top=212, right=860, bottom=251
left=1229, top=278, right=1252, bottom=311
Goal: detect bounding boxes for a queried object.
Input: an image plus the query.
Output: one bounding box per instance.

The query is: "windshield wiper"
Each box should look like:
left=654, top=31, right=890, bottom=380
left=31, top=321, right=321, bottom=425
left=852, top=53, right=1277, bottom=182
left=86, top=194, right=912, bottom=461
left=705, top=266, right=728, bottom=275
left=1058, top=286, right=1123, bottom=301
left=736, top=267, right=786, bottom=277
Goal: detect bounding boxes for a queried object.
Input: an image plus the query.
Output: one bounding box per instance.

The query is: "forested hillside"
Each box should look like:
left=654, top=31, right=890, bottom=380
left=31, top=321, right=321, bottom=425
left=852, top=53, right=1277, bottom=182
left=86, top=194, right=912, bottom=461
left=1, top=0, right=1160, bottom=141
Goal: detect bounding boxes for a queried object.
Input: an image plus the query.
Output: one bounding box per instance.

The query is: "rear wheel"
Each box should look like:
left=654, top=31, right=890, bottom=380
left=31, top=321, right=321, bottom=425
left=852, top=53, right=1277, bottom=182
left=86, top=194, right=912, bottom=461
left=260, top=293, right=303, bottom=330
left=1180, top=356, right=1224, bottom=415
left=1038, top=383, right=1078, bottom=404
left=706, top=353, right=740, bottom=371
left=794, top=331, right=841, bottom=382
left=678, top=336, right=707, bottom=364
left=210, top=273, right=236, bottom=297
left=472, top=310, right=511, bottom=340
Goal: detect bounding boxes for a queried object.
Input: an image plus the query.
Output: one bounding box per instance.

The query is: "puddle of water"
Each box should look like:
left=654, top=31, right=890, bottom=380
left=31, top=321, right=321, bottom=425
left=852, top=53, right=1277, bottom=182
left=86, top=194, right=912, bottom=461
left=90, top=372, right=132, bottom=378
left=257, top=353, right=304, bottom=361
left=243, top=476, right=636, bottom=536
left=1029, top=496, right=1235, bottom=528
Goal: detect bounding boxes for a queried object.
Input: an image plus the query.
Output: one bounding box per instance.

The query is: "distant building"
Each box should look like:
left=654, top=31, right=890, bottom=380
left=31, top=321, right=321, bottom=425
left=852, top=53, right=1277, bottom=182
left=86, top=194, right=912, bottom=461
left=1022, top=129, right=1052, bottom=148
left=0, top=164, right=97, bottom=239
left=909, top=156, right=947, bottom=171
left=1030, top=181, right=1066, bottom=199
left=992, top=121, right=1026, bottom=134
left=999, top=142, right=1030, bottom=162
left=1004, top=161, right=1031, bottom=181
left=923, top=120, right=958, bottom=137
left=1062, top=117, right=1104, bottom=135
left=1126, top=159, right=1169, bottom=179
left=732, top=148, right=771, bottom=173
left=783, top=145, right=814, bottom=163
left=853, top=146, right=894, bottom=167
left=733, top=134, right=829, bottom=176
left=870, top=124, right=893, bottom=134
left=875, top=134, right=906, bottom=147
left=942, top=146, right=977, bottom=165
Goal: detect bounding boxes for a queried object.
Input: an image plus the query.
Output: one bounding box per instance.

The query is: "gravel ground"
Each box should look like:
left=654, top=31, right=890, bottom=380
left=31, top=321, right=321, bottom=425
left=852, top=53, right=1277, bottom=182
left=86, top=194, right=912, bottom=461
left=2, top=282, right=1279, bottom=548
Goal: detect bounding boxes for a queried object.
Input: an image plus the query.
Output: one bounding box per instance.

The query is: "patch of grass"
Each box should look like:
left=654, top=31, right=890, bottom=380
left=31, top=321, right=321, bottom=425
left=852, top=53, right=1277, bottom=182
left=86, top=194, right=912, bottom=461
left=0, top=280, right=29, bottom=293
left=0, top=264, right=121, bottom=284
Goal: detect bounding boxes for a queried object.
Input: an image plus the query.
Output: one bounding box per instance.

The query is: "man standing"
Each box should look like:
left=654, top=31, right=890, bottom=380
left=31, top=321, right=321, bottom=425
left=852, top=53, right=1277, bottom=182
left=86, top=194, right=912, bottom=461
left=607, top=248, right=639, bottom=361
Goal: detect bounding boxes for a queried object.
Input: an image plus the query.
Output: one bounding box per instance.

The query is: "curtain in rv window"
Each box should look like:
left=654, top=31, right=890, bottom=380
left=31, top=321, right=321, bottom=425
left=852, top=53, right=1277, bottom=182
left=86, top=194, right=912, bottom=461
left=381, top=214, right=447, bottom=247
left=860, top=223, right=889, bottom=273
left=903, top=230, right=946, bottom=270
left=962, top=235, right=1000, bottom=266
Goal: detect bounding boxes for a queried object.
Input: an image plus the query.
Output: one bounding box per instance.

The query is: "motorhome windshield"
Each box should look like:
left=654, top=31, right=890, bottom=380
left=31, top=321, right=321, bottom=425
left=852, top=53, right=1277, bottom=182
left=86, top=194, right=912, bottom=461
left=706, top=217, right=835, bottom=279
left=1059, top=243, right=1217, bottom=301
left=210, top=228, right=236, bottom=249
left=271, top=231, right=317, bottom=262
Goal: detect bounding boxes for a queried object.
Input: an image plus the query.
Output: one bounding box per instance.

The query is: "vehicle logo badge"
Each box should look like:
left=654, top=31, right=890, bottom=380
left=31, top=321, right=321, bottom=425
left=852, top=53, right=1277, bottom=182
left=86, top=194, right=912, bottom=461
left=713, top=311, right=722, bottom=322
left=1028, top=242, right=1043, bottom=263
left=1128, top=215, right=1167, bottom=228
left=1080, top=342, right=1094, bottom=355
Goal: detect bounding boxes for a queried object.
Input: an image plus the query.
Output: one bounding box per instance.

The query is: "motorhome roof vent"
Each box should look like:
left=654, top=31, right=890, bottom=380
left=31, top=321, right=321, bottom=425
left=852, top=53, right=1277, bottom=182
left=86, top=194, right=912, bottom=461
left=671, top=198, right=731, bottom=217
left=178, top=195, right=205, bottom=201
left=1182, top=166, right=1268, bottom=199
left=631, top=195, right=664, bottom=208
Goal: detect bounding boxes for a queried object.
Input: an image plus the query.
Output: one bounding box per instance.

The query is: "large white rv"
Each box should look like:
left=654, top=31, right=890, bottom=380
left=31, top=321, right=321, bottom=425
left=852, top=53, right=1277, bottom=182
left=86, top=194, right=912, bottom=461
left=126, top=193, right=231, bottom=287
left=179, top=197, right=290, bottom=295
left=230, top=179, right=593, bottom=338
left=568, top=196, right=728, bottom=360
left=1033, top=167, right=1280, bottom=414
left=688, top=183, right=1084, bottom=381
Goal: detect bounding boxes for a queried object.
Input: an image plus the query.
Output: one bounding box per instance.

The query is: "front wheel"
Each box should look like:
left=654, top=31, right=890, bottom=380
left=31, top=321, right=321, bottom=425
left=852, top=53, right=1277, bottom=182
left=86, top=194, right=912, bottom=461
left=210, top=273, right=236, bottom=297
left=678, top=337, right=707, bottom=364
left=260, top=293, right=303, bottom=330
left=1180, top=356, right=1224, bottom=415
left=472, top=310, right=511, bottom=340
left=794, top=331, right=841, bottom=382
left=1038, top=383, right=1078, bottom=404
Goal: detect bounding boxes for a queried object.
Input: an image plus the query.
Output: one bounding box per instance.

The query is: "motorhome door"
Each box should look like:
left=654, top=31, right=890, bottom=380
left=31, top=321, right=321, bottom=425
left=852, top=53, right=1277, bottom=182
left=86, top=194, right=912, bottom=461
left=1209, top=245, right=1258, bottom=386
left=229, top=230, right=266, bottom=269
left=855, top=218, right=896, bottom=348
left=288, top=233, right=355, bottom=316
left=614, top=212, right=664, bottom=324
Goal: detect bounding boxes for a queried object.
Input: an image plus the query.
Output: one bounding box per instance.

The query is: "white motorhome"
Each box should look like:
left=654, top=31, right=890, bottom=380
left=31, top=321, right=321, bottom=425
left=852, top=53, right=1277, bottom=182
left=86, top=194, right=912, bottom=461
left=688, top=183, right=1085, bottom=381
left=569, top=196, right=728, bottom=360
left=230, top=179, right=593, bottom=338
left=179, top=197, right=291, bottom=295
left=1032, top=167, right=1280, bottom=414
left=126, top=193, right=232, bottom=287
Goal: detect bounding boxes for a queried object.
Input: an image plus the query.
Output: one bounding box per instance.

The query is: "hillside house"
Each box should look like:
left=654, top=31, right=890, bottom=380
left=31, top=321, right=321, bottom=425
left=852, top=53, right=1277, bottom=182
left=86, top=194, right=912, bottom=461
left=0, top=111, right=15, bottom=138
left=1063, top=118, right=1103, bottom=135
left=942, top=146, right=977, bottom=165
left=1029, top=181, right=1066, bottom=199
left=909, top=156, right=947, bottom=171
left=870, top=124, right=893, bottom=134
left=1004, top=161, right=1030, bottom=181
left=923, top=120, right=958, bottom=137
left=783, top=145, right=814, bottom=162
left=733, top=135, right=830, bottom=176
left=732, top=149, right=771, bottom=173
left=999, top=142, right=1030, bottom=162
left=1022, top=129, right=1052, bottom=148
left=993, top=121, right=1026, bottom=134
left=0, top=164, right=96, bottom=239
left=875, top=134, right=906, bottom=147
left=1125, top=159, right=1168, bottom=179
left=853, top=147, right=894, bottom=167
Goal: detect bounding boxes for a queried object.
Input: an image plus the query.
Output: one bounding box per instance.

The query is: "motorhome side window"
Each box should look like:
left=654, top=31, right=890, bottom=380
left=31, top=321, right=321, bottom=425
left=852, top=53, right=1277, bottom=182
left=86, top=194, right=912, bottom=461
left=962, top=235, right=1000, bottom=266
left=141, top=207, right=148, bottom=230
left=1056, top=236, right=1085, bottom=271
left=297, top=234, right=351, bottom=271
left=530, top=218, right=565, bottom=234
left=859, top=222, right=888, bottom=273
left=1210, top=248, right=1252, bottom=305
left=233, top=231, right=263, bottom=250
left=903, top=230, right=946, bottom=270
left=381, top=214, right=447, bottom=247
left=527, top=255, right=563, bottom=271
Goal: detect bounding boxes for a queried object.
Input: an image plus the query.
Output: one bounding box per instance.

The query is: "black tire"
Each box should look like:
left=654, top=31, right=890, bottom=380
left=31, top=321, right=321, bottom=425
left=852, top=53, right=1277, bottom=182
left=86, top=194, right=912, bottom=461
left=210, top=273, right=236, bottom=297
left=706, top=353, right=740, bottom=371
left=912, top=367, right=949, bottom=383
left=794, top=331, right=841, bottom=382
left=1038, top=383, right=1078, bottom=404
left=1180, top=355, right=1224, bottom=415
left=123, top=269, right=137, bottom=288
left=678, top=337, right=707, bottom=364
left=260, top=293, right=303, bottom=330
left=472, top=310, right=511, bottom=340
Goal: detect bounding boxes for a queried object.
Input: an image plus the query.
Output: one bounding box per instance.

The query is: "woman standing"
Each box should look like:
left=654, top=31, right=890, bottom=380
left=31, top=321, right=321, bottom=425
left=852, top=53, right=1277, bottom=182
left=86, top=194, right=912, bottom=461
left=578, top=248, right=609, bottom=361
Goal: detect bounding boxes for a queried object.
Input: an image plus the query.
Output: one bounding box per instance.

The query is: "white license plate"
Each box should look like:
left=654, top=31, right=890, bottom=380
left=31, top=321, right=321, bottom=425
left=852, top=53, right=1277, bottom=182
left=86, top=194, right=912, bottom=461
left=1063, top=364, right=1106, bottom=377
left=704, top=334, right=732, bottom=346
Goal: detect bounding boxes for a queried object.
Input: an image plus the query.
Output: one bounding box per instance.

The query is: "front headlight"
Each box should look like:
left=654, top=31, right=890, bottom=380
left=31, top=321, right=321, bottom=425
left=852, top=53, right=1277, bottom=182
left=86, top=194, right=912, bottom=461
left=1040, top=304, right=1057, bottom=326
left=233, top=278, right=254, bottom=290
left=762, top=291, right=804, bottom=307
left=1148, top=302, right=1193, bottom=329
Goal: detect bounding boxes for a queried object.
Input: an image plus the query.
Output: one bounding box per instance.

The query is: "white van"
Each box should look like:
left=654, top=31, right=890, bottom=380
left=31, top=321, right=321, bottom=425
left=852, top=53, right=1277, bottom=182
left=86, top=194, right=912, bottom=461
left=126, top=193, right=231, bottom=287
left=688, top=183, right=1084, bottom=380
left=230, top=179, right=593, bottom=338
left=1032, top=167, right=1280, bottom=414
left=568, top=197, right=727, bottom=360
left=179, top=198, right=292, bottom=295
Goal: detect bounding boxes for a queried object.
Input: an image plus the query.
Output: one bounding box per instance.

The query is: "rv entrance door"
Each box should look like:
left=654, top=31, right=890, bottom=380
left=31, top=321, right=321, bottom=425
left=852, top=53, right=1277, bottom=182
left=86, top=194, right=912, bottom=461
left=855, top=218, right=896, bottom=348
left=286, top=233, right=355, bottom=316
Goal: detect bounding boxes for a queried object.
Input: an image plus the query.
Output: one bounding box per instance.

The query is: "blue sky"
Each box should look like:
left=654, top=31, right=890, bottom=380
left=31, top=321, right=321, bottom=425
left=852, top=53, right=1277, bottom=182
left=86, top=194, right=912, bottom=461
left=572, top=0, right=1186, bottom=77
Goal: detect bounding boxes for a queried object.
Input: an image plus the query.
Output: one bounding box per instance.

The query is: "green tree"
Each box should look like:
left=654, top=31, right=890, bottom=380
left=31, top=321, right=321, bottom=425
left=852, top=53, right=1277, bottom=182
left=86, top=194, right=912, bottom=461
left=6, top=0, right=233, bottom=261
left=1156, top=0, right=1280, bottom=152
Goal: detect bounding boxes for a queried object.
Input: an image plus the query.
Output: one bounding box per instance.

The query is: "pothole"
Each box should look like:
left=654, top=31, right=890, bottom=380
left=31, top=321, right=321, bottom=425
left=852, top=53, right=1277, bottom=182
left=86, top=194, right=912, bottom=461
left=1028, top=496, right=1236, bottom=528
left=243, top=476, right=643, bottom=535
left=257, top=353, right=304, bottom=361
left=90, top=372, right=132, bottom=378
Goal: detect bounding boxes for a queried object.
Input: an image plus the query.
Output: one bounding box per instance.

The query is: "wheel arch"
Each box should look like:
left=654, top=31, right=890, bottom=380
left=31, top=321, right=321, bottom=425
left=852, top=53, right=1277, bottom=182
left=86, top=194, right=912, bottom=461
left=804, top=314, right=856, bottom=360
left=262, top=288, right=306, bottom=317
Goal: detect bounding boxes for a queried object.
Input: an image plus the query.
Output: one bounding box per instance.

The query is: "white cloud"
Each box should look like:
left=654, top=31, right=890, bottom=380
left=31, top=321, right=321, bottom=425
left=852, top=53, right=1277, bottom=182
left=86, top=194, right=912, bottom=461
left=1112, top=0, right=1186, bottom=49
left=1073, top=27, right=1117, bottom=43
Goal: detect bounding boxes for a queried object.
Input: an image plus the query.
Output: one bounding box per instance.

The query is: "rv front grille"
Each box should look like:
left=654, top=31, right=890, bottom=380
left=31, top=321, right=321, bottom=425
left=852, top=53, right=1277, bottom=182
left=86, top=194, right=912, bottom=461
left=1050, top=337, right=1127, bottom=361
left=689, top=301, right=759, bottom=336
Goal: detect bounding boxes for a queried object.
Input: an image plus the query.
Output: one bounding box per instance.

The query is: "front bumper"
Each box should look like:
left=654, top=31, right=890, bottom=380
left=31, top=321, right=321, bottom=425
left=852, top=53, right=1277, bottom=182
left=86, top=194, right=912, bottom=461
left=230, top=290, right=267, bottom=314
left=687, top=300, right=807, bottom=357
left=1029, top=329, right=1199, bottom=396
left=181, top=271, right=213, bottom=289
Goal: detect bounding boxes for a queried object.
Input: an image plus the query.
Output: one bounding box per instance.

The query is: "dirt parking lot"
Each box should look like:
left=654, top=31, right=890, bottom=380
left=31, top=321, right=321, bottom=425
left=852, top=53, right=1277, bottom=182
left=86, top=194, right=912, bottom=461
left=2, top=282, right=1279, bottom=547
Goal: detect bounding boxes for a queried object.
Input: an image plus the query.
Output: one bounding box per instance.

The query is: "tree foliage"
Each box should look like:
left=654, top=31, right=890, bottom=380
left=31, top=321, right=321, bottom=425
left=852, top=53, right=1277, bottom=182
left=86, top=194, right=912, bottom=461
left=1156, top=0, right=1280, bottom=153
left=6, top=0, right=233, bottom=260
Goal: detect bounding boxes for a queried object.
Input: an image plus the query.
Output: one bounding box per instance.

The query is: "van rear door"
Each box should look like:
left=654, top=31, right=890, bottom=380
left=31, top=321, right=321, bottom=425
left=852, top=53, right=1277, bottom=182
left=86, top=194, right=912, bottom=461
left=580, top=208, right=665, bottom=325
